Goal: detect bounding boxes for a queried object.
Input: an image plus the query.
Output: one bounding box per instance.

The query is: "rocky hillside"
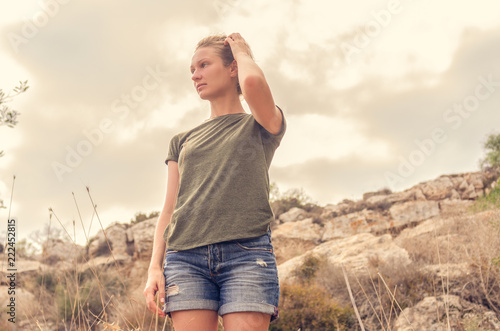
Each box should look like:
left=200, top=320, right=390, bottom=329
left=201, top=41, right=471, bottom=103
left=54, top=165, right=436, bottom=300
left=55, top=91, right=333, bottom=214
left=1, top=169, right=500, bottom=330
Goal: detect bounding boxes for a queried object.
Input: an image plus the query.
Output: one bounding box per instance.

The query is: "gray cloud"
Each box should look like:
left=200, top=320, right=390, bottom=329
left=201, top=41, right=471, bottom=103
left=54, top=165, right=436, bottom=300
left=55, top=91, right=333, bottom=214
left=270, top=156, right=394, bottom=205
left=1, top=0, right=221, bottom=109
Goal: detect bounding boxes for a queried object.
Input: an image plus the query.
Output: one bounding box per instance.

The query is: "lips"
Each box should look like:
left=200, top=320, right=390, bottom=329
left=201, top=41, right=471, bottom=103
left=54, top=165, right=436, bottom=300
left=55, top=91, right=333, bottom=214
left=196, top=83, right=207, bottom=90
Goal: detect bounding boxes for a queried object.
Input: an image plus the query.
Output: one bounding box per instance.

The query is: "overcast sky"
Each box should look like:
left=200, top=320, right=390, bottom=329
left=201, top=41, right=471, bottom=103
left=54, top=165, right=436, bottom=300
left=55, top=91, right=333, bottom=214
left=1, top=0, right=499, bottom=246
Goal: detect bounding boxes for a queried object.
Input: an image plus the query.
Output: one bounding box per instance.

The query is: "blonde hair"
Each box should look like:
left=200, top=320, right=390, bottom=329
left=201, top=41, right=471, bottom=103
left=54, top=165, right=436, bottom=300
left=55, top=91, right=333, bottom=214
left=195, top=34, right=254, bottom=95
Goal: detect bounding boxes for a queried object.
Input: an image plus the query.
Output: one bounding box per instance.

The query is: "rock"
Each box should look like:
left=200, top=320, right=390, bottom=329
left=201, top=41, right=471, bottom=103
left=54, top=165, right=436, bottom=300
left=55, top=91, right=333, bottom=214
left=420, top=176, right=454, bottom=200
left=128, top=217, right=158, bottom=258
left=42, top=239, right=85, bottom=264
left=363, top=188, right=392, bottom=200
left=88, top=223, right=130, bottom=258
left=458, top=179, right=469, bottom=191
left=449, top=189, right=461, bottom=200
left=320, top=204, right=344, bottom=219
left=85, top=253, right=131, bottom=270
left=394, top=295, right=462, bottom=331
left=279, top=207, right=308, bottom=223
left=273, top=218, right=322, bottom=243
left=463, top=311, right=500, bottom=330
left=461, top=184, right=477, bottom=199
left=385, top=187, right=426, bottom=205
left=365, top=195, right=392, bottom=210
left=272, top=237, right=317, bottom=265
left=421, top=263, right=470, bottom=279
left=278, top=233, right=411, bottom=282
left=389, top=201, right=440, bottom=227
left=469, top=173, right=485, bottom=189
left=438, top=199, right=473, bottom=217
left=386, top=191, right=414, bottom=204
left=0, top=285, right=37, bottom=327
left=413, top=188, right=427, bottom=201
left=322, top=210, right=388, bottom=241
left=394, top=217, right=449, bottom=245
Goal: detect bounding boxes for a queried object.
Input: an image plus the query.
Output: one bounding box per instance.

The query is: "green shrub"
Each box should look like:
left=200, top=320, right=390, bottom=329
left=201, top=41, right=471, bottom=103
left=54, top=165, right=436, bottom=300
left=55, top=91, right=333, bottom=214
left=472, top=179, right=500, bottom=212
left=56, top=268, right=126, bottom=323
left=293, top=254, right=325, bottom=283
left=36, top=271, right=58, bottom=293
left=271, top=184, right=317, bottom=216
left=131, top=211, right=159, bottom=224
left=480, top=133, right=500, bottom=170
left=270, top=282, right=354, bottom=331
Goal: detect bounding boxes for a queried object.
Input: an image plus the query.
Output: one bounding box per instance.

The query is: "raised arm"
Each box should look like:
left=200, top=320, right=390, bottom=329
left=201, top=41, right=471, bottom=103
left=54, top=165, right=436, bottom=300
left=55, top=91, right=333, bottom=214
left=144, top=161, right=179, bottom=317
left=225, top=33, right=283, bottom=135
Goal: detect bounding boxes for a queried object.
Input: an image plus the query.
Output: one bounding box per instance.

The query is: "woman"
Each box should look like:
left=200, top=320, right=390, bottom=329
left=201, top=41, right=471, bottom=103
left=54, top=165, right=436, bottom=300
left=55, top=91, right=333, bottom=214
left=143, top=32, right=286, bottom=331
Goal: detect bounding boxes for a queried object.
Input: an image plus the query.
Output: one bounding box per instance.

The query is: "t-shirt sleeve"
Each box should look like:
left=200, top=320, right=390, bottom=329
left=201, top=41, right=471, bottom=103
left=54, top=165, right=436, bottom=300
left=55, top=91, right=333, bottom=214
left=165, top=135, right=179, bottom=165
left=260, top=105, right=287, bottom=149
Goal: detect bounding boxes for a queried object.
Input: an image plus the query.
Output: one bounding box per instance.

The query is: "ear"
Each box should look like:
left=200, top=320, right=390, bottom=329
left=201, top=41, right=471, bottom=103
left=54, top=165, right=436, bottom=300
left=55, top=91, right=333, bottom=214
left=229, top=60, right=238, bottom=78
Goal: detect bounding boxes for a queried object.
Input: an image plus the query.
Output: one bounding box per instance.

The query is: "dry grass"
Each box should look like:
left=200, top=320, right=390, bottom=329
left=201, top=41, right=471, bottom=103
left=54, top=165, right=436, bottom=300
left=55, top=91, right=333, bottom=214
left=288, top=204, right=500, bottom=330
left=0, top=187, right=174, bottom=331
left=4, top=183, right=500, bottom=330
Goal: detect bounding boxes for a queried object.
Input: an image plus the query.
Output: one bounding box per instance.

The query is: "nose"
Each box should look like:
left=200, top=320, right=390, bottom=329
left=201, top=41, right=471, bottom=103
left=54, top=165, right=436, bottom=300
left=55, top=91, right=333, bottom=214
left=191, top=69, right=201, bottom=82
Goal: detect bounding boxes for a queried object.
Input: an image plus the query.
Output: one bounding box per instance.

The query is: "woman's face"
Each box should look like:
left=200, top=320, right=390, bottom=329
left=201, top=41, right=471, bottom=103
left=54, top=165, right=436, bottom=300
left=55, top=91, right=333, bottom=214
left=190, top=47, right=237, bottom=100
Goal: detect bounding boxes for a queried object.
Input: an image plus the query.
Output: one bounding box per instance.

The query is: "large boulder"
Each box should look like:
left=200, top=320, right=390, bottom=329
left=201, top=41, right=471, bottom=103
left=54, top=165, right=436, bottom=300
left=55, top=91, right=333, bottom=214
left=419, top=176, right=455, bottom=200
left=389, top=201, right=440, bottom=227
left=278, top=233, right=411, bottom=283
left=273, top=218, right=322, bottom=243
left=394, top=295, right=462, bottom=331
left=278, top=207, right=308, bottom=223
left=394, top=295, right=500, bottom=331
left=42, top=239, right=85, bottom=264
left=128, top=217, right=158, bottom=258
left=321, top=209, right=388, bottom=241
left=88, top=223, right=131, bottom=258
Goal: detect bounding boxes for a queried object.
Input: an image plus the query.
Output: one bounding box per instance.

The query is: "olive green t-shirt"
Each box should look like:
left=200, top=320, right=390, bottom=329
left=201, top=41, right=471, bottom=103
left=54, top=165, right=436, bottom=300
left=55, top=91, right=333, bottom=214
left=163, top=106, right=286, bottom=250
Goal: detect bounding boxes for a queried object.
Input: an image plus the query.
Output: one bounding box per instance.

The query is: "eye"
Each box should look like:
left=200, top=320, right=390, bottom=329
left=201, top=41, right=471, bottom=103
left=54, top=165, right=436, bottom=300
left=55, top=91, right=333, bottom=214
left=201, top=62, right=208, bottom=68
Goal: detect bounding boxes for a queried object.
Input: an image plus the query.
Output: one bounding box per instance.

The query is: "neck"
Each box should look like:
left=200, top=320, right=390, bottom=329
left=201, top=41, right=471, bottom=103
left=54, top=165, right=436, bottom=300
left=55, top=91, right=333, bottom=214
left=208, top=92, right=246, bottom=119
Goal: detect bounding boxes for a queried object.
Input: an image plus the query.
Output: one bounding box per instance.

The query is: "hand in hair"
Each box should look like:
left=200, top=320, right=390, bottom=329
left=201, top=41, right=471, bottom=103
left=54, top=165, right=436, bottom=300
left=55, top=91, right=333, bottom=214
left=224, top=32, right=253, bottom=60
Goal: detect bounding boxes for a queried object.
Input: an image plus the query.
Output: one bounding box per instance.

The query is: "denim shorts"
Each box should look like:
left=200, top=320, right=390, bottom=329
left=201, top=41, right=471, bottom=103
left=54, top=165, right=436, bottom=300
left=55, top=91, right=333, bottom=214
left=162, top=229, right=280, bottom=321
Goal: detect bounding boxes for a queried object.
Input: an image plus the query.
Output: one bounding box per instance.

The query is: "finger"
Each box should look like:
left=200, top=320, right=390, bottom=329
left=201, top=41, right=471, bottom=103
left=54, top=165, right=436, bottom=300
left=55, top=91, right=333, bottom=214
left=148, top=300, right=166, bottom=317
left=155, top=294, right=167, bottom=317
left=158, top=281, right=166, bottom=305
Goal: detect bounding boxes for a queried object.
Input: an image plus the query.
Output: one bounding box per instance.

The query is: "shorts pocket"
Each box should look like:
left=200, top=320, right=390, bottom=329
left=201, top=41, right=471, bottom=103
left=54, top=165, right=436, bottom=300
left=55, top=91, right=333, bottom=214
left=166, top=248, right=178, bottom=255
left=234, top=235, right=273, bottom=253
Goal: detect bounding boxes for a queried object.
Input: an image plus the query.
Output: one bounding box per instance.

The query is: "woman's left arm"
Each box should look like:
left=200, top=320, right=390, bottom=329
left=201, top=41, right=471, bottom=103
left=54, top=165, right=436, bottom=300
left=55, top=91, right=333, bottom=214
left=225, top=33, right=283, bottom=135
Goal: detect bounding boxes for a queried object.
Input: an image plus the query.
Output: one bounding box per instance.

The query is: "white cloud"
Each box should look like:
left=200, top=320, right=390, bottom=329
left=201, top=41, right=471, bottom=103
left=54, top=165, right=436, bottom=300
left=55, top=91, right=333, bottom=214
left=274, top=113, right=391, bottom=167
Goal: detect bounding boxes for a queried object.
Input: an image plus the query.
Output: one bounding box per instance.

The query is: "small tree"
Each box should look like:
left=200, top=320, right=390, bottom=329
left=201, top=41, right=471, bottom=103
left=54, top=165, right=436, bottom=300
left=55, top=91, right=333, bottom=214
left=0, top=81, right=29, bottom=208
left=481, top=132, right=500, bottom=170
left=0, top=81, right=29, bottom=128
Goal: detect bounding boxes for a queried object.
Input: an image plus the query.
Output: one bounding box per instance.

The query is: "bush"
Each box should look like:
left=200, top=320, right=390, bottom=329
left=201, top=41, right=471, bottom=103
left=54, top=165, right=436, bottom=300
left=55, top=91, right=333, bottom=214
left=472, top=179, right=500, bottom=212
left=270, top=282, right=355, bottom=331
left=56, top=268, right=126, bottom=324
left=271, top=184, right=317, bottom=216
left=293, top=254, right=326, bottom=283
left=131, top=211, right=159, bottom=224
left=481, top=133, right=500, bottom=170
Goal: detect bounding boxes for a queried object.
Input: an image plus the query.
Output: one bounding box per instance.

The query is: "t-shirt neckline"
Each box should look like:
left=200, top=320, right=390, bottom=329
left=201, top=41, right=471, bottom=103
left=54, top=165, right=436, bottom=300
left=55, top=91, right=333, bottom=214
left=203, top=112, right=247, bottom=123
